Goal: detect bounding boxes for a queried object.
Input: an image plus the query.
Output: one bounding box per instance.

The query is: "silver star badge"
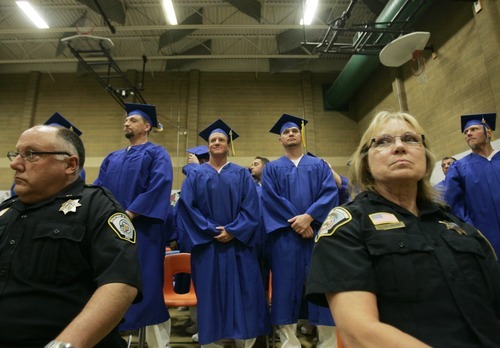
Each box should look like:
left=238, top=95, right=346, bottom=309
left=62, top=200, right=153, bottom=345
left=439, top=220, right=467, bottom=235
left=59, top=199, right=82, bottom=215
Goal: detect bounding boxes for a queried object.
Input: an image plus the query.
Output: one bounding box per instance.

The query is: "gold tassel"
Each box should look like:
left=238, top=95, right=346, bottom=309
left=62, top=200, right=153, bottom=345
left=230, top=130, right=236, bottom=156
left=155, top=122, right=164, bottom=133
left=301, top=119, right=306, bottom=148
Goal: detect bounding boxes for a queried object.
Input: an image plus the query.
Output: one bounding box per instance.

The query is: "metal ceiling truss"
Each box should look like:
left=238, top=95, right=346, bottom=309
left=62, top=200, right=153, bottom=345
left=224, top=0, right=261, bottom=23
left=165, top=40, right=212, bottom=70
left=61, top=35, right=147, bottom=109
left=76, top=0, right=126, bottom=30
left=159, top=8, right=204, bottom=49
left=303, top=0, right=430, bottom=56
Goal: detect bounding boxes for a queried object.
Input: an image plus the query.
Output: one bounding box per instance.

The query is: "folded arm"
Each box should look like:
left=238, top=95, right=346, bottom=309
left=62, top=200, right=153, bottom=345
left=327, top=291, right=431, bottom=348
left=54, top=282, right=138, bottom=348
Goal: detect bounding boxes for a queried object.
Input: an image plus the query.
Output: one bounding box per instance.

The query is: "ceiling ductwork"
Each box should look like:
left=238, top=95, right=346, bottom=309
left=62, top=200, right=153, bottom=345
left=165, top=40, right=213, bottom=71
left=159, top=9, right=204, bottom=50
left=324, top=0, right=435, bottom=110
left=224, top=0, right=261, bottom=23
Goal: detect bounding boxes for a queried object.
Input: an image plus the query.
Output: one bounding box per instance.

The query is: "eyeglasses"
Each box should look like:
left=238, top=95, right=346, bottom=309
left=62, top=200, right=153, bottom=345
left=7, top=150, right=72, bottom=162
left=370, top=132, right=425, bottom=149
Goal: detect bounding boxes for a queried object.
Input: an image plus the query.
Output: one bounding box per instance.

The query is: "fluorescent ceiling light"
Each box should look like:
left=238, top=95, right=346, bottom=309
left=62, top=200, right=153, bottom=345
left=300, top=0, right=319, bottom=25
left=162, top=0, right=178, bottom=25
left=16, top=1, right=49, bottom=29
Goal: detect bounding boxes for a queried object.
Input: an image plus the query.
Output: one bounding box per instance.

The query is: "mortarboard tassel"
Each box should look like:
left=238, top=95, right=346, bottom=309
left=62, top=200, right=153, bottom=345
left=301, top=119, right=307, bottom=149
left=481, top=117, right=494, bottom=141
left=230, top=130, right=236, bottom=156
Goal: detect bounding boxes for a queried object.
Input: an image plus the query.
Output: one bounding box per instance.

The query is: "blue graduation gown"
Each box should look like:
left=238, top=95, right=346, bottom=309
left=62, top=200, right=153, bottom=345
left=182, top=163, right=199, bottom=176
left=262, top=155, right=338, bottom=326
left=94, top=142, right=173, bottom=330
left=444, top=152, right=500, bottom=259
left=254, top=181, right=270, bottom=289
left=338, top=174, right=350, bottom=205
left=254, top=182, right=266, bottom=261
left=434, top=180, right=446, bottom=199
left=176, top=162, right=271, bottom=344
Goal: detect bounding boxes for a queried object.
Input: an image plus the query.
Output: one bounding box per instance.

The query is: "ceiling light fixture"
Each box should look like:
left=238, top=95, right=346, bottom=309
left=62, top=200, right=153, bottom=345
left=162, top=0, right=178, bottom=25
left=300, top=0, right=319, bottom=25
left=16, top=1, right=49, bottom=29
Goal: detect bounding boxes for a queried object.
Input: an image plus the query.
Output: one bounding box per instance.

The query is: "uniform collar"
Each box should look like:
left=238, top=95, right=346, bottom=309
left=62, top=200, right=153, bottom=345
left=362, top=190, right=441, bottom=216
left=13, top=178, right=85, bottom=212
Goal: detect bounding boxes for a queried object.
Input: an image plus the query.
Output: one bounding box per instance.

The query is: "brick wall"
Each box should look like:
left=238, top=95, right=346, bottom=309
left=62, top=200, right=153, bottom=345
left=352, top=1, right=499, bottom=162
left=0, top=1, right=498, bottom=191
left=0, top=70, right=352, bottom=190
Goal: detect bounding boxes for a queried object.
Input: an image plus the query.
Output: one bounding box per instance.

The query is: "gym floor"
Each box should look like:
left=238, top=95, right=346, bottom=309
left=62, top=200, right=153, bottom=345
left=124, top=307, right=318, bottom=347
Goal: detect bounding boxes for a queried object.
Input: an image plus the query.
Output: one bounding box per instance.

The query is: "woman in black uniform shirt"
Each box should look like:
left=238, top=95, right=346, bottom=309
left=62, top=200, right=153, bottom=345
left=306, top=111, right=500, bottom=347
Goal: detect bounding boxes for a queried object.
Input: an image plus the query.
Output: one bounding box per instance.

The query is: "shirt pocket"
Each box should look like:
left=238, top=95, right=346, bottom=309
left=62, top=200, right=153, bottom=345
left=23, top=222, right=88, bottom=285
left=442, top=235, right=491, bottom=299
left=366, top=233, right=436, bottom=301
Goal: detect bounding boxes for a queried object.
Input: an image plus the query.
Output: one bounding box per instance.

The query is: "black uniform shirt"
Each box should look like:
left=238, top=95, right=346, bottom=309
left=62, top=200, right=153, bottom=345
left=0, top=179, right=142, bottom=347
left=307, top=191, right=500, bottom=348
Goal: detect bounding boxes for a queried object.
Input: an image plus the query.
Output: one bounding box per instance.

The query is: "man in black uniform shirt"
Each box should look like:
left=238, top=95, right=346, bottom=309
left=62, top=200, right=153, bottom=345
left=0, top=125, right=142, bottom=348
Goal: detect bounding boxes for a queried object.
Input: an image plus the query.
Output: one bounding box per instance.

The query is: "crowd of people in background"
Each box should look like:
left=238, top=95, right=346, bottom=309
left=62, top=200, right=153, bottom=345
left=0, top=105, right=498, bottom=348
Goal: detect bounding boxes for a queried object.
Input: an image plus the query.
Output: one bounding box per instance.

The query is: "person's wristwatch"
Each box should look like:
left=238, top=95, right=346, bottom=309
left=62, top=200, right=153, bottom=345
left=44, top=340, right=74, bottom=348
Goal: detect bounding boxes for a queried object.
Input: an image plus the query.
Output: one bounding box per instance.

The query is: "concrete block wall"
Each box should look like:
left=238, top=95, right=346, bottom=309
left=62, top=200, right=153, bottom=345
left=0, top=70, right=353, bottom=190
left=349, top=1, right=498, bottom=164
left=1, top=1, right=498, bottom=192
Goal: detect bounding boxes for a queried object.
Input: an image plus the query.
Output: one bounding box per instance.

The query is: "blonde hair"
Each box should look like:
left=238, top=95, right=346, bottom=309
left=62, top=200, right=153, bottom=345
left=348, top=110, right=441, bottom=204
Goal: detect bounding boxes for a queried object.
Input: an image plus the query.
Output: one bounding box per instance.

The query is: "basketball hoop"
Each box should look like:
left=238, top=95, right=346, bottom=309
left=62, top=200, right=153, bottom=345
left=412, top=50, right=423, bottom=60
left=411, top=49, right=426, bottom=76
left=75, top=17, right=96, bottom=36
left=76, top=23, right=95, bottom=36
left=379, top=32, right=431, bottom=67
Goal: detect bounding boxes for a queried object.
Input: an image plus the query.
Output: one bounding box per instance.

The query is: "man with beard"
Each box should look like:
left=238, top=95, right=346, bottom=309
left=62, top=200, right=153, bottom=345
left=94, top=103, right=174, bottom=347
left=445, top=113, right=500, bottom=260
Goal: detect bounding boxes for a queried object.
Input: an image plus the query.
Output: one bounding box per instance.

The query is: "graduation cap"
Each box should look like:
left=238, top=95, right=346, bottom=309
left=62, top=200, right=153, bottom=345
left=125, top=102, right=163, bottom=131
left=270, top=114, right=308, bottom=148
left=44, top=112, right=83, bottom=136
left=186, top=145, right=209, bottom=161
left=199, top=119, right=239, bottom=142
left=461, top=113, right=496, bottom=133
left=199, top=119, right=239, bottom=155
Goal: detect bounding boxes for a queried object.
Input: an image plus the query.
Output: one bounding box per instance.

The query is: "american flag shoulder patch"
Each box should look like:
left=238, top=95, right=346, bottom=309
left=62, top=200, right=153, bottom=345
left=369, top=212, right=399, bottom=225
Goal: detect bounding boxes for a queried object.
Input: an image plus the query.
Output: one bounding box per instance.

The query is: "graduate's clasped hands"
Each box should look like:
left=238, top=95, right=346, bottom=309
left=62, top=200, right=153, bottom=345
left=215, top=226, right=235, bottom=243
left=288, top=214, right=315, bottom=238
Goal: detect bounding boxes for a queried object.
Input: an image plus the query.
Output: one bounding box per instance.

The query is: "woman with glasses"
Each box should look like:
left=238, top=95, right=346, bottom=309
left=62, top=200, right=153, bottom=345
left=306, top=111, right=500, bottom=347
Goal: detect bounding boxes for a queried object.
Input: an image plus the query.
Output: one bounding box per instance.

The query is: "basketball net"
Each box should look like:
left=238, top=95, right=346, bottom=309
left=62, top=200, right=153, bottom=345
left=411, top=50, right=426, bottom=77
left=76, top=18, right=95, bottom=36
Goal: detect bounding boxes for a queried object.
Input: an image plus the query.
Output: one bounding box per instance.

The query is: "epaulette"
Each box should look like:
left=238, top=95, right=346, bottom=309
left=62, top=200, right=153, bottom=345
left=0, top=195, right=18, bottom=210
left=85, top=184, right=124, bottom=211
